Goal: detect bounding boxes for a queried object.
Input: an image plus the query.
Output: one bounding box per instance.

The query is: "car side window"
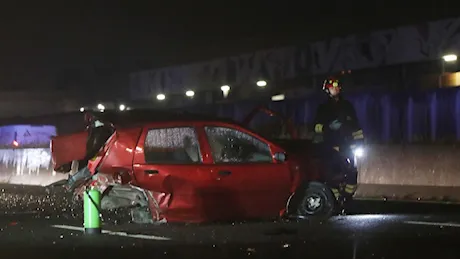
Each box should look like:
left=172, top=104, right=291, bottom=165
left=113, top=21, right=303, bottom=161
left=204, top=126, right=273, bottom=163
left=144, top=127, right=202, bottom=164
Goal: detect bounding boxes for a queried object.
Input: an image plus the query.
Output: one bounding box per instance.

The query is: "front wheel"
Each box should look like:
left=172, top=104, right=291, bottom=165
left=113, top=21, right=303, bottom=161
left=294, top=182, right=336, bottom=219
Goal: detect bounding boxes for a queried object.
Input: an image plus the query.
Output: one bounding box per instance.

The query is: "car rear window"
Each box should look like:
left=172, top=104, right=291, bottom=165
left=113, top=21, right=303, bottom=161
left=144, top=127, right=202, bottom=164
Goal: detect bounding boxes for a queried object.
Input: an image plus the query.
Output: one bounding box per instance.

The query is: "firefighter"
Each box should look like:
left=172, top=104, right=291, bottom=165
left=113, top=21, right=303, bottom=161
left=313, top=77, right=364, bottom=208
left=67, top=111, right=114, bottom=191
left=84, top=111, right=114, bottom=160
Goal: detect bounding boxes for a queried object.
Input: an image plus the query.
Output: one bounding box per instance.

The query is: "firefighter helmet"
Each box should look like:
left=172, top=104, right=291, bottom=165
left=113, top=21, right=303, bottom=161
left=322, top=77, right=341, bottom=96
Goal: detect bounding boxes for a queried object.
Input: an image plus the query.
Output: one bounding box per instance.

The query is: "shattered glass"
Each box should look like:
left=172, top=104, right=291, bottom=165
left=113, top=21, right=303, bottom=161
left=144, top=127, right=202, bottom=164
left=204, top=126, right=272, bottom=163
left=145, top=127, right=198, bottom=148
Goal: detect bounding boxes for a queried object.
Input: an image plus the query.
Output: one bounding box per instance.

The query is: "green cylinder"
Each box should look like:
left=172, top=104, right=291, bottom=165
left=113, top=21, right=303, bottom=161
left=84, top=188, right=101, bottom=235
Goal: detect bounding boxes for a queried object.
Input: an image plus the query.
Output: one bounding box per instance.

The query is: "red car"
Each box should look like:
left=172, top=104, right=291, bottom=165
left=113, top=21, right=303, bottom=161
left=51, top=108, right=341, bottom=223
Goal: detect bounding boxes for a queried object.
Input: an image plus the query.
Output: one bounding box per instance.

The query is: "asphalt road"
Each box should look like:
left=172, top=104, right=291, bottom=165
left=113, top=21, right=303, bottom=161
left=1, top=184, right=460, bottom=258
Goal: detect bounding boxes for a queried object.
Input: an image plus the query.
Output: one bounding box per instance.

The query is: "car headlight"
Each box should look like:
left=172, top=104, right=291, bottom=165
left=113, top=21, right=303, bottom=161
left=353, top=147, right=364, bottom=158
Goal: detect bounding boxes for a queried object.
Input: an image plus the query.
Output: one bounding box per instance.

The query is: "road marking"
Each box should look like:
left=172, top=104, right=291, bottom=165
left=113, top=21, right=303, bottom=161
left=52, top=225, right=83, bottom=232
left=52, top=224, right=171, bottom=241
left=404, top=221, right=460, bottom=228
left=354, top=197, right=459, bottom=205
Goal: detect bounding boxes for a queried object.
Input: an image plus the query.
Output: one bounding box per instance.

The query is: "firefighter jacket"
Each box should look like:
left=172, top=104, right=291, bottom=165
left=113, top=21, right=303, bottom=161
left=313, top=96, right=364, bottom=147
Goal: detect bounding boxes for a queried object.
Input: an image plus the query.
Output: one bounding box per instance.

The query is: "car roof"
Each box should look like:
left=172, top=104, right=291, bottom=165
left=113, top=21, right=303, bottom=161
left=95, top=109, right=240, bottom=126
left=0, top=109, right=241, bottom=128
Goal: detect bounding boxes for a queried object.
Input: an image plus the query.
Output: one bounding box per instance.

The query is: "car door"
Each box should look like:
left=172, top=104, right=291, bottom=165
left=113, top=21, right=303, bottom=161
left=131, top=123, right=215, bottom=222
left=51, top=131, right=88, bottom=171
left=200, top=124, right=293, bottom=219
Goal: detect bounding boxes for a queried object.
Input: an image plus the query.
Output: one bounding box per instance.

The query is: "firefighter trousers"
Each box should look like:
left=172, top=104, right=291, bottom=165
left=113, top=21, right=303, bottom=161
left=318, top=145, right=358, bottom=200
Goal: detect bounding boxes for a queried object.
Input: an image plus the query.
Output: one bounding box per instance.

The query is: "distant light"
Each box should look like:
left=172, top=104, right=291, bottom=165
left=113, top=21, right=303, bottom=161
left=220, top=85, right=230, bottom=92
left=185, top=90, right=195, bottom=97
left=256, top=80, right=267, bottom=87
left=271, top=94, right=285, bottom=101
left=157, top=94, right=166, bottom=100
left=126, top=107, right=131, bottom=111
left=12, top=140, right=18, bottom=147
left=221, top=85, right=230, bottom=98
left=79, top=107, right=85, bottom=112
left=443, top=54, right=457, bottom=62
left=119, top=104, right=126, bottom=111
left=97, top=104, right=105, bottom=111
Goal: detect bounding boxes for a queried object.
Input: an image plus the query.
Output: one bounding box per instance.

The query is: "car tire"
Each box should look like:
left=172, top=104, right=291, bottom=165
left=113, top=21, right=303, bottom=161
left=295, top=182, right=336, bottom=219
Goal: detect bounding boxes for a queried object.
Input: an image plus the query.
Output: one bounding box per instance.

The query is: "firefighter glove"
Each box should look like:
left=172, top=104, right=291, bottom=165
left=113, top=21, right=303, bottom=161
left=329, top=119, right=342, bottom=131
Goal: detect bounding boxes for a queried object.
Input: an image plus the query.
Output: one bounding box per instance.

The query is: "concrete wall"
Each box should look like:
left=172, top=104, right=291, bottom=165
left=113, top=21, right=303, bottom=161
left=354, top=144, right=460, bottom=202
left=130, top=16, right=460, bottom=99
left=0, top=91, right=83, bottom=118
left=358, top=145, right=460, bottom=186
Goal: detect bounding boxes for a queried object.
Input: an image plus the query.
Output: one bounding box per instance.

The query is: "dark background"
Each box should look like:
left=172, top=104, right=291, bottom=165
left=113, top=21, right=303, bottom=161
left=0, top=0, right=458, bottom=92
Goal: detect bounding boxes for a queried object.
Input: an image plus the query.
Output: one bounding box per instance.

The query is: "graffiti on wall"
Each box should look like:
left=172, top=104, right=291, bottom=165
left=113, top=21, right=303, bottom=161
left=0, top=148, right=67, bottom=186
left=130, top=17, right=460, bottom=99
left=0, top=125, right=57, bottom=148
left=0, top=148, right=51, bottom=175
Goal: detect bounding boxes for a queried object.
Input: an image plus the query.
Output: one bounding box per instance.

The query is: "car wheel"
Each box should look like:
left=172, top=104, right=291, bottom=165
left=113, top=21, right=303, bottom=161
left=296, top=182, right=336, bottom=219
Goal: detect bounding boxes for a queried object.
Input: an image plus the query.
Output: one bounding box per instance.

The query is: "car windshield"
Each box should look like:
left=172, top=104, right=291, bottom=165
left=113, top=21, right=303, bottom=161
left=245, top=113, right=288, bottom=140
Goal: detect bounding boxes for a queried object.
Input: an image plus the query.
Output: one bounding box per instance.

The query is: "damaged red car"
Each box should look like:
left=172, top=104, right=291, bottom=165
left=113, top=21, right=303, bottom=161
left=51, top=108, right=343, bottom=224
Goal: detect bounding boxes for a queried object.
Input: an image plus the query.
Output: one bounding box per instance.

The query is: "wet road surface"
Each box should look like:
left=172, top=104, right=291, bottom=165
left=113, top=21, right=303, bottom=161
left=0, top=184, right=460, bottom=258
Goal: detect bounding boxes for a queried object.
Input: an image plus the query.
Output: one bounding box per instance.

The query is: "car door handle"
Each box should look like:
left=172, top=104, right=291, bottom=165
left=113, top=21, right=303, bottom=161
left=218, top=170, right=232, bottom=176
left=144, top=170, right=159, bottom=175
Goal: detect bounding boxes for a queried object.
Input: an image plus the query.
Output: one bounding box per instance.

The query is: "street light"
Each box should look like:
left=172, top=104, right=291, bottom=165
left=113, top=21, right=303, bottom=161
left=221, top=85, right=230, bottom=98
left=119, top=104, right=126, bottom=111
left=256, top=80, right=267, bottom=87
left=220, top=85, right=230, bottom=92
left=443, top=54, right=457, bottom=62
left=79, top=107, right=85, bottom=112
left=157, top=94, right=166, bottom=100
left=185, top=90, right=195, bottom=97
left=97, top=104, right=105, bottom=111
left=271, top=94, right=285, bottom=101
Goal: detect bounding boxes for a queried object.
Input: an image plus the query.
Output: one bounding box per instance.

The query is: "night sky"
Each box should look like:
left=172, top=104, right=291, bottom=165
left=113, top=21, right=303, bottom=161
left=0, top=0, right=457, bottom=92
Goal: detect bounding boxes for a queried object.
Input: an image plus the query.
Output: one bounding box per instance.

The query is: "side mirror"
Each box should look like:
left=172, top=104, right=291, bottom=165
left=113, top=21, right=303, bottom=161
left=274, top=152, right=287, bottom=162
